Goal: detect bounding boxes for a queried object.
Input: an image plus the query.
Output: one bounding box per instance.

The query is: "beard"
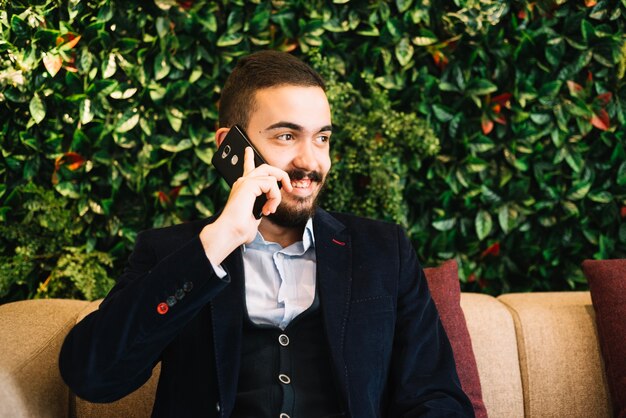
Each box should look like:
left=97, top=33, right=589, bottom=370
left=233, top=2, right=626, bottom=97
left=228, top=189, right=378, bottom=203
left=266, top=168, right=325, bottom=228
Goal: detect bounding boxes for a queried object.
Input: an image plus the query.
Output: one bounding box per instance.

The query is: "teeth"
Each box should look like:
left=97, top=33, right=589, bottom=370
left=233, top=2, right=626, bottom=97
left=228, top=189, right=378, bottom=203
left=291, top=179, right=311, bottom=188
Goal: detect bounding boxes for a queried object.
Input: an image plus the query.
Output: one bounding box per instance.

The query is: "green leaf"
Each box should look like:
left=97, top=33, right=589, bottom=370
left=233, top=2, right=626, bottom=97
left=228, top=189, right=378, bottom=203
left=80, top=99, right=94, bottom=125
left=166, top=107, right=184, bottom=132
left=465, top=79, right=498, bottom=96
left=498, top=205, right=517, bottom=234
left=217, top=32, right=244, bottom=47
left=475, top=210, right=493, bottom=241
left=412, top=28, right=438, bottom=46
left=619, top=224, right=626, bottom=244
left=29, top=94, right=46, bottom=124
left=581, top=19, right=595, bottom=42
left=617, top=161, right=626, bottom=186
left=432, top=104, right=454, bottom=122
left=395, top=38, right=414, bottom=66
left=396, top=0, right=413, bottom=13
left=116, top=112, right=140, bottom=133
left=154, top=52, right=170, bottom=81
left=102, top=53, right=117, bottom=79
left=194, top=147, right=214, bottom=165
left=54, top=181, right=80, bottom=199
left=567, top=181, right=591, bottom=200
left=588, top=191, right=612, bottom=203
left=161, top=139, right=192, bottom=153
left=432, top=218, right=456, bottom=231
left=11, top=15, right=29, bottom=39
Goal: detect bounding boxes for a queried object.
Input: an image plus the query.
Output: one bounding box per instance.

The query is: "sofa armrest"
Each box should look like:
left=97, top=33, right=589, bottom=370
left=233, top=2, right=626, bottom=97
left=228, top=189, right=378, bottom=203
left=0, top=299, right=90, bottom=418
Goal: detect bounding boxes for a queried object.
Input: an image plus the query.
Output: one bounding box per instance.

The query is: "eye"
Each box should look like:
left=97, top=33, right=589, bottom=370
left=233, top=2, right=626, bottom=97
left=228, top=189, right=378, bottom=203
left=276, top=133, right=294, bottom=141
left=316, top=134, right=330, bottom=143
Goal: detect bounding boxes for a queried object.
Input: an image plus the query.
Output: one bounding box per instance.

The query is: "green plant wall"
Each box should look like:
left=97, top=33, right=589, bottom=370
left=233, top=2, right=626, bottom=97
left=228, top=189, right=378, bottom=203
left=1, top=0, right=625, bottom=301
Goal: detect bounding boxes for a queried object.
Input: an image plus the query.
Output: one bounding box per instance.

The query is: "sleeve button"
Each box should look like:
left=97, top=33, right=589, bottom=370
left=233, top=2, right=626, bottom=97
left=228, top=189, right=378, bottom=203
left=175, top=289, right=185, bottom=300
left=157, top=303, right=169, bottom=315
left=166, top=296, right=177, bottom=307
left=183, top=281, right=194, bottom=292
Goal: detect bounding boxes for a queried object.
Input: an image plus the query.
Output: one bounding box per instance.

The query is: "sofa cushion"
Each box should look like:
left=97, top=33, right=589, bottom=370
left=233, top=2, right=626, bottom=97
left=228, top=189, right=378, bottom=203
left=498, top=292, right=611, bottom=417
left=583, top=259, right=626, bottom=418
left=424, top=260, right=487, bottom=418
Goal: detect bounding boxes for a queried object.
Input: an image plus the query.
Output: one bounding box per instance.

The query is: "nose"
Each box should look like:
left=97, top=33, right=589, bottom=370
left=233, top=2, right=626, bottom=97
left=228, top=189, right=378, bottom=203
left=292, top=140, right=317, bottom=172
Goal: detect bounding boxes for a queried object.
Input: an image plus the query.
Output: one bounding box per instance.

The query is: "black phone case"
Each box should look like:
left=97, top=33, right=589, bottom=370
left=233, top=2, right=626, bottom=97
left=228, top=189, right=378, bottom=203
left=211, top=125, right=268, bottom=219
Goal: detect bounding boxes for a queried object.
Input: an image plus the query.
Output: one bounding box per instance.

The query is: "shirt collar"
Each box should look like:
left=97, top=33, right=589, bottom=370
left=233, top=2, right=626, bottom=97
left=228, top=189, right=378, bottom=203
left=243, top=217, right=315, bottom=254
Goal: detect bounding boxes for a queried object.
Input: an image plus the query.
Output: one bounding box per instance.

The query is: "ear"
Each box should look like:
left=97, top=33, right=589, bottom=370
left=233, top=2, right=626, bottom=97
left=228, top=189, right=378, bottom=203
left=215, top=127, right=230, bottom=147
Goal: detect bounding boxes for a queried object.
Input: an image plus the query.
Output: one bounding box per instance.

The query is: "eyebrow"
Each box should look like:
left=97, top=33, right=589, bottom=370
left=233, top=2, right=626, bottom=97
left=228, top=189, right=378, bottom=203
left=264, top=121, right=333, bottom=133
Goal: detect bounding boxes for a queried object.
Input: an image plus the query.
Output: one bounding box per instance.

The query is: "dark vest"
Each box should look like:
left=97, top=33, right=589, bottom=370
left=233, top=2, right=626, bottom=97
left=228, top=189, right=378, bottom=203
left=232, top=296, right=344, bottom=418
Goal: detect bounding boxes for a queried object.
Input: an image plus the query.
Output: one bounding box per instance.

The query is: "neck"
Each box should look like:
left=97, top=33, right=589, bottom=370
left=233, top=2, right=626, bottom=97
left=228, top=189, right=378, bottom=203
left=258, top=218, right=305, bottom=248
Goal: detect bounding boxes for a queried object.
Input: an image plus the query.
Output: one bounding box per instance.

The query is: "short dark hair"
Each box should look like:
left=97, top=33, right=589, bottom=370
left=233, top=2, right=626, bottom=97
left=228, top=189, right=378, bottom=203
left=218, top=50, right=326, bottom=129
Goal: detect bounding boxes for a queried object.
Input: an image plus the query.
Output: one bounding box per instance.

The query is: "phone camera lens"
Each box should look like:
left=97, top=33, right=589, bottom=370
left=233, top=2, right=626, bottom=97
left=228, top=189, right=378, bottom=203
left=230, top=155, right=239, bottom=165
left=222, top=145, right=231, bottom=159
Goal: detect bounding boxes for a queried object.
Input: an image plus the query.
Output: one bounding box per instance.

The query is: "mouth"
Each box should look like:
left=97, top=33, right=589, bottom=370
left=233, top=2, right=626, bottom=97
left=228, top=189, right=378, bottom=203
left=291, top=178, right=312, bottom=189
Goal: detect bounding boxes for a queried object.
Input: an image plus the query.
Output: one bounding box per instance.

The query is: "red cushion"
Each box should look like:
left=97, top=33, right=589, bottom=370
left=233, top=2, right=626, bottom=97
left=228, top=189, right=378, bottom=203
left=582, top=259, right=626, bottom=418
left=424, top=260, right=487, bottom=418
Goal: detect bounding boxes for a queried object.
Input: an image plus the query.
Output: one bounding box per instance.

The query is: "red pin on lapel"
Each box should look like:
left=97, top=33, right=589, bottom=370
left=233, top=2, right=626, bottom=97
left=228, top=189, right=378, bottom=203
left=332, top=238, right=346, bottom=246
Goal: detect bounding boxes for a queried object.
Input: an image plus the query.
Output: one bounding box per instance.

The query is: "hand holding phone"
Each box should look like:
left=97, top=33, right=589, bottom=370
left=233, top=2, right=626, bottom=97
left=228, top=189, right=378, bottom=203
left=211, top=125, right=281, bottom=219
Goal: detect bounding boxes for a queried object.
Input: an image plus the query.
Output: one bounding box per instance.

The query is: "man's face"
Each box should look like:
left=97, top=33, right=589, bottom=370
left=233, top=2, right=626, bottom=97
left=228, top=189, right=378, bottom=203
left=245, top=85, right=332, bottom=227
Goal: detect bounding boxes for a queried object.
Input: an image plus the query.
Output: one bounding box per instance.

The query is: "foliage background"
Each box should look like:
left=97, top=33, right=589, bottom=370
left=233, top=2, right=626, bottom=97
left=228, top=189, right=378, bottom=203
left=1, top=0, right=625, bottom=302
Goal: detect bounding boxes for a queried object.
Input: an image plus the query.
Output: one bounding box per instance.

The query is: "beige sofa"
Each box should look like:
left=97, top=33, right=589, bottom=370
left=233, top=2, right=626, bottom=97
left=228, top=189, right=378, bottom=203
left=0, top=292, right=613, bottom=418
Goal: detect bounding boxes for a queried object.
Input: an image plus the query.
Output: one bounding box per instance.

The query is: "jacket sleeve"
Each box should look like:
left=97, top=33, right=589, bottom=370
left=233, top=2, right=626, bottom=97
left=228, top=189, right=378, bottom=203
left=59, top=229, right=230, bottom=403
left=388, top=227, right=475, bottom=417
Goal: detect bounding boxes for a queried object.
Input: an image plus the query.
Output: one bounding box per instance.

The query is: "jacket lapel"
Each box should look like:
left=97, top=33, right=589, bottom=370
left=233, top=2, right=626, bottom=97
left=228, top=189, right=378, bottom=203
left=209, top=248, right=245, bottom=416
left=313, top=209, right=353, bottom=412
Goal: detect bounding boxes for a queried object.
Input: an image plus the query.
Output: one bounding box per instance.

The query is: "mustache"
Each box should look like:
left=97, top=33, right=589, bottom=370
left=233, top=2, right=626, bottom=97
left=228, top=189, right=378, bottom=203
left=286, top=169, right=323, bottom=183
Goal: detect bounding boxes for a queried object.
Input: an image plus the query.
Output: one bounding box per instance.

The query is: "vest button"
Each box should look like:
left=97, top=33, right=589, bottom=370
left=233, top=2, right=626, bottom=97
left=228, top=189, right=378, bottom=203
left=278, top=334, right=290, bottom=346
left=278, top=374, right=291, bottom=384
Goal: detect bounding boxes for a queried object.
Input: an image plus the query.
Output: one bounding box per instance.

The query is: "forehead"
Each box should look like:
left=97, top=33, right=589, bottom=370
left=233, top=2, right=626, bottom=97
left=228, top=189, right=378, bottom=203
left=250, top=85, right=331, bottom=129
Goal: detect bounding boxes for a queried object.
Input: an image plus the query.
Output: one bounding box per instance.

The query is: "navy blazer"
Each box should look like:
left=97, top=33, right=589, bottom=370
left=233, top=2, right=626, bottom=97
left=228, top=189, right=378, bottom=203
left=59, top=209, right=473, bottom=417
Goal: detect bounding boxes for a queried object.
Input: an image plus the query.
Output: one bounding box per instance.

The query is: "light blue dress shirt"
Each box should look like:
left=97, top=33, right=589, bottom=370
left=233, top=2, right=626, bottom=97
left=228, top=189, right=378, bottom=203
left=209, top=218, right=317, bottom=330
left=242, top=218, right=316, bottom=330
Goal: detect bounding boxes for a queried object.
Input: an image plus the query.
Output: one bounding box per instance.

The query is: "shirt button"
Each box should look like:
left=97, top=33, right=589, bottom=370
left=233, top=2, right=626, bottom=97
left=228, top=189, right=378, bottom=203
left=166, top=296, right=177, bottom=307
left=278, top=374, right=291, bottom=384
left=183, top=281, right=194, bottom=292
left=175, top=288, right=185, bottom=300
left=278, top=334, right=290, bottom=346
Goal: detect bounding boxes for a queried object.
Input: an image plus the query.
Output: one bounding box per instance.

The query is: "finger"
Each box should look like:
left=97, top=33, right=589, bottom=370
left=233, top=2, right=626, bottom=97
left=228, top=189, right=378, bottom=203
left=247, top=164, right=293, bottom=193
left=242, top=147, right=255, bottom=176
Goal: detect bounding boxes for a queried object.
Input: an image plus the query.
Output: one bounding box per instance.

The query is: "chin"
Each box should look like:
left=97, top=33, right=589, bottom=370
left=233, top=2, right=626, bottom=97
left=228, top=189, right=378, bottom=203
left=267, top=198, right=317, bottom=228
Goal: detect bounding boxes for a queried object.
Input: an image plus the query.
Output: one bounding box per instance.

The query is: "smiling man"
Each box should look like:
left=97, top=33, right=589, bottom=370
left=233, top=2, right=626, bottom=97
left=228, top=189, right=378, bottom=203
left=59, top=51, right=473, bottom=418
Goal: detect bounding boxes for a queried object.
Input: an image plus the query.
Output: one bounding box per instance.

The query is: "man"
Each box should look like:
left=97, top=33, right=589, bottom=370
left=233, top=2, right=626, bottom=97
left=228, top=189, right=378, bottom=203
left=59, top=50, right=473, bottom=417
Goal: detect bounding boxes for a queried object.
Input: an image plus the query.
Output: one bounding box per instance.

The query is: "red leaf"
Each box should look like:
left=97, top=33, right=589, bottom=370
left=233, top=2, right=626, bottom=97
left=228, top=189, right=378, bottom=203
left=169, top=186, right=182, bottom=200
left=493, top=114, right=507, bottom=125
left=55, top=152, right=85, bottom=171
left=432, top=51, right=449, bottom=70
left=467, top=273, right=477, bottom=283
left=491, top=92, right=512, bottom=106
left=481, top=242, right=501, bottom=258
left=157, top=191, right=170, bottom=204
left=621, top=206, right=626, bottom=218
left=590, top=109, right=610, bottom=131
left=481, top=116, right=494, bottom=134
left=52, top=152, right=85, bottom=184
left=595, top=92, right=612, bottom=106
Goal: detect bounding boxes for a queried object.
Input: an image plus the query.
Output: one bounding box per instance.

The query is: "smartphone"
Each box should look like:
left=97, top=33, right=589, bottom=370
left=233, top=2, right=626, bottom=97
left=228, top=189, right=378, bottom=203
left=211, top=125, right=269, bottom=219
